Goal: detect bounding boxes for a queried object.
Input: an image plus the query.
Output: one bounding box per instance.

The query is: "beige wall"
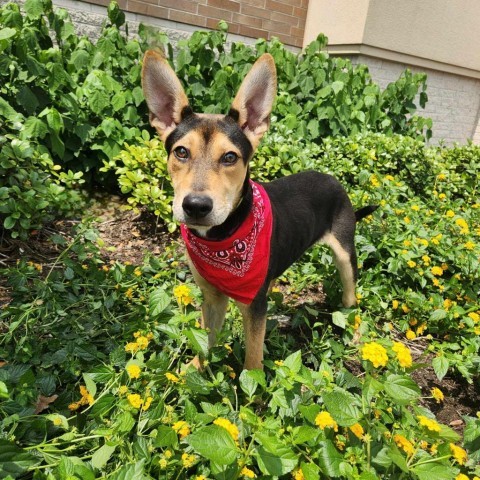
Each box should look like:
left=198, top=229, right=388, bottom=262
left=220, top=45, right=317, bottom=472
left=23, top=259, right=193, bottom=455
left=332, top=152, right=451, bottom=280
left=304, top=0, right=480, bottom=77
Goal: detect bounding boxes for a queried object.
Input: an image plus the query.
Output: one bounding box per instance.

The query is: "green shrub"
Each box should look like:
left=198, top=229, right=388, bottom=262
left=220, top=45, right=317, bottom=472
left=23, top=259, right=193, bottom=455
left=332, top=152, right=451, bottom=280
left=101, top=134, right=176, bottom=232
left=173, top=30, right=432, bottom=141
left=0, top=137, right=84, bottom=239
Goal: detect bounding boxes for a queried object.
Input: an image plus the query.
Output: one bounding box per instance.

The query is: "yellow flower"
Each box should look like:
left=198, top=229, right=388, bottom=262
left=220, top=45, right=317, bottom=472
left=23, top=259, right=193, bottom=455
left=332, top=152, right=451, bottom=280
left=125, top=342, right=139, bottom=354
left=353, top=315, right=361, bottom=330
left=404, top=216, right=411, bottom=224
left=159, top=458, right=168, bottom=469
left=164, top=449, right=173, bottom=459
left=213, top=418, right=240, bottom=441
left=406, top=329, right=416, bottom=340
left=394, top=434, right=415, bottom=456
left=422, top=255, right=431, bottom=265
left=349, top=423, right=364, bottom=439
left=181, top=452, right=196, bottom=468
left=293, top=468, right=305, bottom=480
left=172, top=420, right=190, bottom=438
left=240, top=466, right=256, bottom=478
left=468, top=312, right=480, bottom=323
left=416, top=323, right=427, bottom=336
left=165, top=372, right=180, bottom=383
left=438, top=193, right=446, bottom=200
left=135, top=336, right=149, bottom=350
left=392, top=300, right=399, bottom=310
left=417, top=415, right=441, bottom=432
left=134, top=268, right=142, bottom=276
left=455, top=474, right=469, bottom=480
left=196, top=476, right=207, bottom=480
left=274, top=360, right=284, bottom=366
left=431, top=387, right=444, bottom=403
left=437, top=173, right=446, bottom=180
left=455, top=218, right=469, bottom=232
left=126, top=364, right=141, bottom=379
left=407, top=260, right=416, bottom=268
left=315, top=411, right=338, bottom=431
left=142, top=396, right=153, bottom=411
left=411, top=205, right=420, bottom=211
left=173, top=284, right=194, bottom=305
left=450, top=443, right=468, bottom=465
left=118, top=385, right=128, bottom=395
left=392, top=342, right=413, bottom=368
left=403, top=239, right=412, bottom=247
left=431, top=266, right=444, bottom=276
left=127, top=393, right=142, bottom=409
left=464, top=241, right=475, bottom=250
left=361, top=342, right=388, bottom=368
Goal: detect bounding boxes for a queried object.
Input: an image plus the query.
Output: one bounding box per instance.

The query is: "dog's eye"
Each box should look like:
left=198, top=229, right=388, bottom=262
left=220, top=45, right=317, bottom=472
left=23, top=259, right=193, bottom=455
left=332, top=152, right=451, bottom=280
left=174, top=146, right=189, bottom=161
left=222, top=152, right=238, bottom=165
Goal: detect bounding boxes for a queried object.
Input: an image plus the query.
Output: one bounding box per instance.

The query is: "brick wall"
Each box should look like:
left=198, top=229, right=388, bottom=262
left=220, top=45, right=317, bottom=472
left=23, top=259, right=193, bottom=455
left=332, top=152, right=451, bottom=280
left=88, top=0, right=308, bottom=48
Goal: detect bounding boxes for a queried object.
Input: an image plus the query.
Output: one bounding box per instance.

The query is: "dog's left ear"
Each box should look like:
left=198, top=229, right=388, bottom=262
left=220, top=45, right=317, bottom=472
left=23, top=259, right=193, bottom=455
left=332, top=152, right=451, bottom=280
left=230, top=53, right=277, bottom=149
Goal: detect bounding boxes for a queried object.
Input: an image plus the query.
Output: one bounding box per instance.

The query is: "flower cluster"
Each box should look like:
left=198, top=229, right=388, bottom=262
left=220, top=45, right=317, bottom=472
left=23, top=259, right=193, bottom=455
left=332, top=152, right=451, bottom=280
left=173, top=284, right=194, bottom=306
left=392, top=342, right=413, bottom=368
left=361, top=342, right=388, bottom=368
left=315, top=411, right=338, bottom=431
left=68, top=385, right=94, bottom=411
left=125, top=331, right=153, bottom=355
left=213, top=417, right=240, bottom=442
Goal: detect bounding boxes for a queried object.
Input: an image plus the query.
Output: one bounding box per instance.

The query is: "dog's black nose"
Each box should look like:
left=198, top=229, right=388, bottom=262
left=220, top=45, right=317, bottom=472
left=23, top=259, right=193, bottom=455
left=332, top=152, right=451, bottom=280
left=182, top=194, right=213, bottom=219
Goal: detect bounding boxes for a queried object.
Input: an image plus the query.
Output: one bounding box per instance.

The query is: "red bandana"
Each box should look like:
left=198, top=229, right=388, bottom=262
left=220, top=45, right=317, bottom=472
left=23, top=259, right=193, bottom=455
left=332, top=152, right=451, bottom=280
left=181, top=181, right=273, bottom=305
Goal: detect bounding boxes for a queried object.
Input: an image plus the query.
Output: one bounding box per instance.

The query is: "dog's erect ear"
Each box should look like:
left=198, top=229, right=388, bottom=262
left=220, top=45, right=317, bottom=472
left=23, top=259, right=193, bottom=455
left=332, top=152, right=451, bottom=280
left=230, top=53, right=277, bottom=149
left=142, top=50, right=190, bottom=142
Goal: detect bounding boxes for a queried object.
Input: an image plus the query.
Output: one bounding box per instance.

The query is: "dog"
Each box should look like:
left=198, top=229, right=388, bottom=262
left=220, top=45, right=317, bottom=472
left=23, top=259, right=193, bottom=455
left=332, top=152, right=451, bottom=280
left=142, top=51, right=377, bottom=370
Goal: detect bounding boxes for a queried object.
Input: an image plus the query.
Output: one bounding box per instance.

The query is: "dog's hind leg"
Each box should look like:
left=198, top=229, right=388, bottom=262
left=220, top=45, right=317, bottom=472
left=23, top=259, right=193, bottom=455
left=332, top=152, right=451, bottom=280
left=321, top=231, right=358, bottom=308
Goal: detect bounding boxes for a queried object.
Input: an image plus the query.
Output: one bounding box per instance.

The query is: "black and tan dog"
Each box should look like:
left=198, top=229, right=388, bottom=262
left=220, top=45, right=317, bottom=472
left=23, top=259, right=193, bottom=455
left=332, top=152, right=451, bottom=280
left=142, top=51, right=376, bottom=370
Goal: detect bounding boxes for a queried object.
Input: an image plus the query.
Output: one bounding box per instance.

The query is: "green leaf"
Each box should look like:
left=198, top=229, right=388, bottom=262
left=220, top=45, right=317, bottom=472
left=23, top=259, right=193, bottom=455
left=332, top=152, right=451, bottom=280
left=331, top=81, right=344, bottom=94
left=432, top=356, right=449, bottom=381
left=82, top=372, right=97, bottom=398
left=24, top=0, right=44, bottom=18
left=283, top=350, right=302, bottom=373
left=429, top=309, right=447, bottom=322
left=185, top=328, right=208, bottom=357
left=384, top=374, right=421, bottom=405
left=149, top=288, right=170, bottom=318
left=185, top=370, right=212, bottom=394
left=3, top=216, right=16, bottom=230
left=91, top=443, right=116, bottom=469
left=239, top=369, right=259, bottom=398
left=255, top=444, right=298, bottom=476
left=332, top=311, right=346, bottom=329
left=187, top=425, right=238, bottom=465
left=0, top=439, right=41, bottom=478
left=412, top=461, right=457, bottom=480
left=109, top=460, right=145, bottom=480
left=154, top=425, right=178, bottom=448
left=317, top=440, right=343, bottom=477
left=323, top=389, right=360, bottom=426
left=115, top=411, right=135, bottom=433
left=0, top=27, right=16, bottom=40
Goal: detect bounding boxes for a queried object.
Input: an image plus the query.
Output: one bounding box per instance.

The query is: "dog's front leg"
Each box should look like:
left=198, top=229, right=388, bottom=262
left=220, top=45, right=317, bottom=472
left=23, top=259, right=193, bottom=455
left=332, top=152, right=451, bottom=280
left=236, top=299, right=267, bottom=370
left=187, top=257, right=228, bottom=369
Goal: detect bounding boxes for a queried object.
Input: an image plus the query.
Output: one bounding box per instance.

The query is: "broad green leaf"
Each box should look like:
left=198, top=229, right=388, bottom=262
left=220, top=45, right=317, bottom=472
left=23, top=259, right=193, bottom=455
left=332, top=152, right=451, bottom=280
left=185, top=370, right=212, bottom=395
left=432, top=356, right=449, bottom=381
left=283, top=350, right=302, bottom=373
left=154, top=425, right=178, bottom=448
left=429, top=309, right=447, bottom=322
left=323, top=389, right=360, bottom=426
left=384, top=374, right=421, bottom=405
left=109, top=460, right=145, bottom=480
left=0, top=27, right=16, bottom=40
left=185, top=328, right=208, bottom=357
left=301, top=462, right=320, bottom=480
left=0, top=439, right=41, bottom=477
left=187, top=425, right=238, bottom=465
left=115, top=411, right=135, bottom=433
left=332, top=81, right=344, bottom=94
left=332, top=311, right=346, bottom=329
left=317, top=440, right=343, bottom=477
left=91, top=443, right=116, bottom=469
left=412, top=461, right=456, bottom=480
left=24, top=0, right=43, bottom=18
left=82, top=372, right=97, bottom=398
left=149, top=288, right=170, bottom=318
left=255, top=444, right=298, bottom=476
left=239, top=369, right=259, bottom=398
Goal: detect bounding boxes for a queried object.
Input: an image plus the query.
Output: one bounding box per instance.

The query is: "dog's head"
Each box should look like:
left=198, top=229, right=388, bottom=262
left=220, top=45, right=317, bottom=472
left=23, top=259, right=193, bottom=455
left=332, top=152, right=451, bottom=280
left=142, top=51, right=277, bottom=235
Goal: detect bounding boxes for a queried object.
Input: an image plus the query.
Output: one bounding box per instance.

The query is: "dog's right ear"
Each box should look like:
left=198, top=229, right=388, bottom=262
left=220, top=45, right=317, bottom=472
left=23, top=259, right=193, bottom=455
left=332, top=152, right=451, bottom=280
left=142, top=50, right=190, bottom=142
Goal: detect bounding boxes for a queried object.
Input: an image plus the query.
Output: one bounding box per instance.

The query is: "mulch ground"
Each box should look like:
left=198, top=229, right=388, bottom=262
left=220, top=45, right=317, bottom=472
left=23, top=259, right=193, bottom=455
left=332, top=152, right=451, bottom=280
left=1, top=195, right=478, bottom=432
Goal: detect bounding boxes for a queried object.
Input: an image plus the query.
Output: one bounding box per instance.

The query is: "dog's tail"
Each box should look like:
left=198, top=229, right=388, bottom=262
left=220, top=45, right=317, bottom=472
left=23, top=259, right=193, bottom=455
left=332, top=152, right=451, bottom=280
left=355, top=205, right=379, bottom=222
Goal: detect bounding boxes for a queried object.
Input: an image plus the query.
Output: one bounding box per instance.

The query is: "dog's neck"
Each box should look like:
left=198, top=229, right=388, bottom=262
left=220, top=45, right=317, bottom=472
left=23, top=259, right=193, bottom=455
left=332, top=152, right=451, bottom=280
left=190, top=174, right=253, bottom=241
